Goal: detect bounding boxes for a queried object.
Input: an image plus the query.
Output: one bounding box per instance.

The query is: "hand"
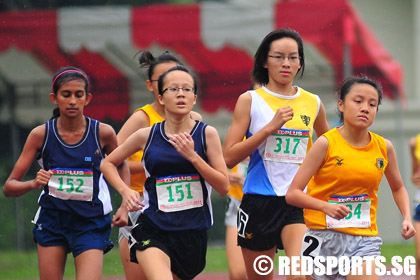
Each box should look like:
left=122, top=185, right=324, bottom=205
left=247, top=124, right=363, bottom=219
left=324, top=203, right=351, bottom=220
left=168, top=132, right=196, bottom=162
left=412, top=172, right=420, bottom=187
left=401, top=219, right=416, bottom=240
left=268, top=106, right=294, bottom=133
left=121, top=188, right=143, bottom=212
left=111, top=205, right=129, bottom=227
left=228, top=171, right=244, bottom=185
left=33, top=169, right=53, bottom=189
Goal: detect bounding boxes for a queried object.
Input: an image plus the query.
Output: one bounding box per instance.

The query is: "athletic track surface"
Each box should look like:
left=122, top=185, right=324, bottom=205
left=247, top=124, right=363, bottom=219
left=99, top=272, right=415, bottom=279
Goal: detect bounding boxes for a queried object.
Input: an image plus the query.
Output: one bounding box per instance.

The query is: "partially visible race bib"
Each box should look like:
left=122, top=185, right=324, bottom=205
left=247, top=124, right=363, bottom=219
left=237, top=158, right=249, bottom=184
left=156, top=174, right=204, bottom=213
left=48, top=168, right=94, bottom=201
left=326, top=194, right=371, bottom=229
left=264, top=128, right=309, bottom=164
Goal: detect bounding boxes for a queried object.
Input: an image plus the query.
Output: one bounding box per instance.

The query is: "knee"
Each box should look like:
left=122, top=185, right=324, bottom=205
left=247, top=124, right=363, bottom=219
left=229, top=271, right=247, bottom=280
left=286, top=275, right=306, bottom=280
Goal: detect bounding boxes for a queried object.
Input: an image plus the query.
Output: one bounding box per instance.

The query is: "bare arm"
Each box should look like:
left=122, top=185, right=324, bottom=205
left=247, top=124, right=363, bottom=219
left=117, top=110, right=151, bottom=174
left=223, top=92, right=293, bottom=168
left=313, top=101, right=330, bottom=137
left=168, top=126, right=229, bottom=196
left=117, top=109, right=201, bottom=175
left=101, top=123, right=131, bottom=226
left=286, top=136, right=351, bottom=219
left=190, top=110, right=203, bottom=121
left=117, top=110, right=150, bottom=145
left=101, top=128, right=151, bottom=211
left=385, top=139, right=416, bottom=240
left=100, top=123, right=130, bottom=186
left=3, top=125, right=51, bottom=197
left=409, top=137, right=420, bottom=187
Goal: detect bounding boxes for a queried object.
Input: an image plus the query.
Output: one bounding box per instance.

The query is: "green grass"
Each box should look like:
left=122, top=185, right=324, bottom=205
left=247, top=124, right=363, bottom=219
left=0, top=248, right=124, bottom=279
left=0, top=244, right=416, bottom=279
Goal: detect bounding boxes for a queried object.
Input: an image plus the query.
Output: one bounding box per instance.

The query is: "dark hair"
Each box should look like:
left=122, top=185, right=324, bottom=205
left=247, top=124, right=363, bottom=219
left=337, top=76, right=383, bottom=123
left=157, top=65, right=198, bottom=96
left=252, top=28, right=305, bottom=85
left=51, top=66, right=89, bottom=119
left=137, top=50, right=183, bottom=81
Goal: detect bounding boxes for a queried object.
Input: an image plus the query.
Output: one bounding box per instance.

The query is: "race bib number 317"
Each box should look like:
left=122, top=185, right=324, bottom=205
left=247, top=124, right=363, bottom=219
left=264, top=128, right=309, bottom=164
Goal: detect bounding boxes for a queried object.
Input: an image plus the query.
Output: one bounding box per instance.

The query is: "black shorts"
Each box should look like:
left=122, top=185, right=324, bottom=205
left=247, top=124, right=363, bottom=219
left=129, top=215, right=207, bottom=280
left=237, top=194, right=304, bottom=251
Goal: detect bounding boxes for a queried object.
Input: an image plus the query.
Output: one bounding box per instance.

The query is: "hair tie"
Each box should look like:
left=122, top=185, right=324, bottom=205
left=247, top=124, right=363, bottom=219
left=52, top=70, right=89, bottom=91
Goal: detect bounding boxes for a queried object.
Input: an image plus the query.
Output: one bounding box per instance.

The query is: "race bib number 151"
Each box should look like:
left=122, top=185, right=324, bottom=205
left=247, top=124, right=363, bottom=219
left=156, top=174, right=204, bottom=212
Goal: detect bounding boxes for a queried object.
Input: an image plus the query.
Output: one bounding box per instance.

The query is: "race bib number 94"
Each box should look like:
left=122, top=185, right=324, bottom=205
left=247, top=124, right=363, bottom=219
left=48, top=168, right=94, bottom=201
left=264, top=128, right=309, bottom=164
left=156, top=174, right=204, bottom=212
left=326, top=194, right=371, bottom=229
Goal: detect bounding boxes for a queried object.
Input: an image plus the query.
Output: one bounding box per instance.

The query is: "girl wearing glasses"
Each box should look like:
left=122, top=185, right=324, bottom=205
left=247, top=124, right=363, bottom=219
left=101, top=65, right=229, bottom=280
left=223, top=28, right=329, bottom=280
left=114, top=50, right=202, bottom=280
left=3, top=67, right=127, bottom=280
left=286, top=76, right=415, bottom=279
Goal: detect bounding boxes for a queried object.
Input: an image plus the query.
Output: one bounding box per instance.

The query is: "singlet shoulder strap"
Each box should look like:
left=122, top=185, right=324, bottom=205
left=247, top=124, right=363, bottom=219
left=143, top=122, right=160, bottom=156
left=91, top=118, right=104, bottom=159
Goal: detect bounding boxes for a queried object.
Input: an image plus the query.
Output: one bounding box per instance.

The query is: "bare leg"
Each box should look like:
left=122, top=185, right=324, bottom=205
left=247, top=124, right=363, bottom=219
left=74, top=249, right=103, bottom=280
left=136, top=247, right=173, bottom=280
left=281, top=223, right=307, bottom=280
left=414, top=221, right=420, bottom=280
left=226, top=225, right=247, bottom=280
left=119, top=237, right=146, bottom=280
left=241, top=246, right=276, bottom=280
left=346, top=259, right=379, bottom=280
left=37, top=244, right=67, bottom=280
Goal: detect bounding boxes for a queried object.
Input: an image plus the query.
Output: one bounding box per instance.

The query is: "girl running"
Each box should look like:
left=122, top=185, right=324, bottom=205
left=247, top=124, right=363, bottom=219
left=114, top=50, right=201, bottom=280
left=3, top=67, right=128, bottom=280
left=101, top=65, right=229, bottom=280
left=223, top=28, right=329, bottom=280
left=286, top=76, right=415, bottom=280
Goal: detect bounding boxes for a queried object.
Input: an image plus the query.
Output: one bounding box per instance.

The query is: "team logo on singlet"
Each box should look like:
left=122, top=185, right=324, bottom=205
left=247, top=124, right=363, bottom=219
left=376, top=158, right=384, bottom=170
left=335, top=158, right=344, bottom=166
left=300, top=115, right=311, bottom=126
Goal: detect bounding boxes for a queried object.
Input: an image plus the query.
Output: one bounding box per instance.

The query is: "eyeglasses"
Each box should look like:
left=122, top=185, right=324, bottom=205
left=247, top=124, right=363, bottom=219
left=162, top=87, right=195, bottom=94
left=267, top=54, right=300, bottom=64
left=150, top=79, right=159, bottom=82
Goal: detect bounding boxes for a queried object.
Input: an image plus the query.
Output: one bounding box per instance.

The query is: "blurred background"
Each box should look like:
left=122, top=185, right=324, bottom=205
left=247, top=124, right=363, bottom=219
left=0, top=0, right=419, bottom=251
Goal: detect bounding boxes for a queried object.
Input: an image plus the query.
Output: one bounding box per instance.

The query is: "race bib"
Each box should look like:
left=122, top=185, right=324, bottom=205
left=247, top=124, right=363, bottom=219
left=326, top=194, right=371, bottom=229
left=48, top=168, right=94, bottom=201
left=156, top=174, right=204, bottom=212
left=264, top=129, right=309, bottom=164
left=301, top=232, right=323, bottom=259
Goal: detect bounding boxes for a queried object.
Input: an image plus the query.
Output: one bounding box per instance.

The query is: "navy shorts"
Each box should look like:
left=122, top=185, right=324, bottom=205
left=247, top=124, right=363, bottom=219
left=33, top=207, right=114, bottom=257
left=414, top=204, right=420, bottom=221
left=130, top=215, right=207, bottom=280
left=237, top=194, right=304, bottom=251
